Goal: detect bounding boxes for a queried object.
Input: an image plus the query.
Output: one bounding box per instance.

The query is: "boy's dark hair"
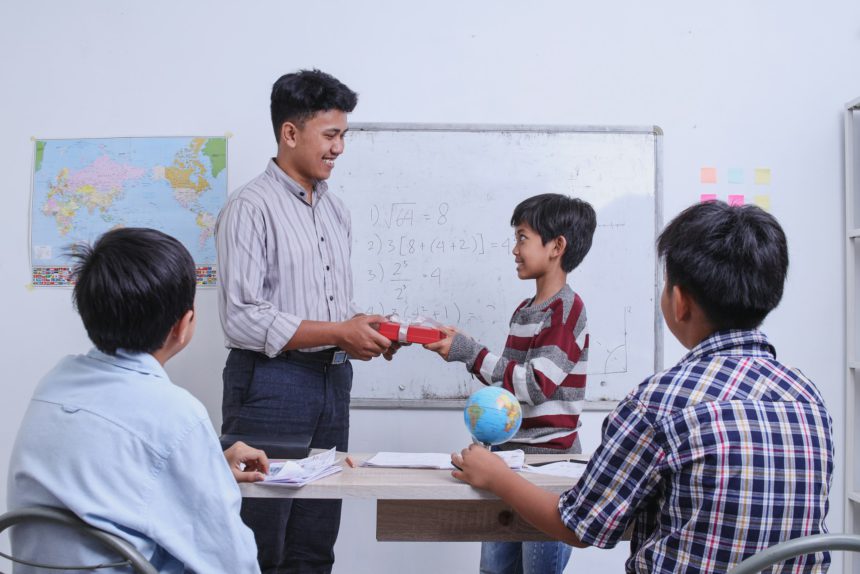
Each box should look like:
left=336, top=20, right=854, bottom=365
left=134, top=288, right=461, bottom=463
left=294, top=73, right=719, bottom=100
left=70, top=227, right=196, bottom=355
left=270, top=69, right=358, bottom=143
left=657, top=201, right=789, bottom=330
left=511, top=193, right=597, bottom=272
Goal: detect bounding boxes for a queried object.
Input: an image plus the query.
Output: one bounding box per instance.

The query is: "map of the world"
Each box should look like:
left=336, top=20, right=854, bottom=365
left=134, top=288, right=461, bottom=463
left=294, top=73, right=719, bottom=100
left=30, top=137, right=227, bottom=286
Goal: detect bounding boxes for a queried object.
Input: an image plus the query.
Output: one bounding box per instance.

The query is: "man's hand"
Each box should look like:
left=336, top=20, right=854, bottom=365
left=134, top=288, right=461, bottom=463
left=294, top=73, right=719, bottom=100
left=336, top=314, right=391, bottom=360
left=224, top=441, right=269, bottom=483
left=423, top=326, right=458, bottom=361
left=451, top=443, right=513, bottom=491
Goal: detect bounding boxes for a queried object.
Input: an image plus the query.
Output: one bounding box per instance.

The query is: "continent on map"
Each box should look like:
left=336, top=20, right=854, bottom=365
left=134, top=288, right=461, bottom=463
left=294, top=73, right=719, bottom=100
left=41, top=156, right=145, bottom=236
left=467, top=404, right=484, bottom=431
left=156, top=137, right=224, bottom=248
left=496, top=394, right=521, bottom=432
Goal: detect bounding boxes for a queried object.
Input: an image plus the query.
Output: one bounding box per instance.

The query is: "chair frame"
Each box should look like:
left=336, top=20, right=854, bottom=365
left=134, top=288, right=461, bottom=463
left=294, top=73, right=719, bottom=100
left=0, top=506, right=157, bottom=573
left=727, top=533, right=860, bottom=574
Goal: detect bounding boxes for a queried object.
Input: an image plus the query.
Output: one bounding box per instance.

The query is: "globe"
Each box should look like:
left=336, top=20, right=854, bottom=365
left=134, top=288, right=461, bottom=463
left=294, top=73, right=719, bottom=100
left=463, top=386, right=523, bottom=445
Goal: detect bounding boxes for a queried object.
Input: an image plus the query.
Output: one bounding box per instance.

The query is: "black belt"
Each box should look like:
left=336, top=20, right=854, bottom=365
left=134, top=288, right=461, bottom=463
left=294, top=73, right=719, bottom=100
left=282, top=348, right=349, bottom=365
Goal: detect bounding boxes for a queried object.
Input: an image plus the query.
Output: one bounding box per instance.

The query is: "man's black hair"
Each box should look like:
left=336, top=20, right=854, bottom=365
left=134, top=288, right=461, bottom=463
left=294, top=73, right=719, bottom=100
left=70, top=227, right=196, bottom=355
left=511, top=193, right=597, bottom=273
left=270, top=69, right=358, bottom=143
left=657, top=201, right=789, bottom=330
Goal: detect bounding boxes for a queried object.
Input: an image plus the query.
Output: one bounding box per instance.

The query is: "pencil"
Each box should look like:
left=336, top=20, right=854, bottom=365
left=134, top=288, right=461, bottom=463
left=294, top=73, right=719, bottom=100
left=345, top=456, right=356, bottom=468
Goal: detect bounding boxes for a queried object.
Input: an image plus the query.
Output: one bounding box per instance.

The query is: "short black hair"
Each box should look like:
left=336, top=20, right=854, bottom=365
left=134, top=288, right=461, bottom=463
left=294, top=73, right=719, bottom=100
left=70, top=228, right=196, bottom=355
left=657, top=201, right=789, bottom=330
left=511, top=193, right=597, bottom=272
left=270, top=69, right=358, bottom=143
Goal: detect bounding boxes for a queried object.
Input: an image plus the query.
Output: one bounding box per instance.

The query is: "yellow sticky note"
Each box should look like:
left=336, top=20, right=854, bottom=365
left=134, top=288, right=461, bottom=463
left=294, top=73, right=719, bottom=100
left=754, top=168, right=771, bottom=185
left=700, top=167, right=717, bottom=184
left=753, top=195, right=771, bottom=211
left=25, top=283, right=35, bottom=291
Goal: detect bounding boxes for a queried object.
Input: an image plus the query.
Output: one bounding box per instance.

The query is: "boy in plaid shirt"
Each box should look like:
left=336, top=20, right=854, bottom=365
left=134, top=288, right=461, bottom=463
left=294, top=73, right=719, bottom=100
left=451, top=201, right=834, bottom=573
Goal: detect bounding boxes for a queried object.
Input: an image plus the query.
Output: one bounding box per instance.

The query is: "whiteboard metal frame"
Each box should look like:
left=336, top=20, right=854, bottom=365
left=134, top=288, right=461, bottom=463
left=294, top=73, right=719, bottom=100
left=346, top=123, right=664, bottom=410
left=845, top=99, right=860, bottom=573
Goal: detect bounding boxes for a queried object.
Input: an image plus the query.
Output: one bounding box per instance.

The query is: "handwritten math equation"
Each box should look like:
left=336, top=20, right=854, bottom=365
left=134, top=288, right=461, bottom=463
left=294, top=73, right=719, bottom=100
left=358, top=201, right=512, bottom=325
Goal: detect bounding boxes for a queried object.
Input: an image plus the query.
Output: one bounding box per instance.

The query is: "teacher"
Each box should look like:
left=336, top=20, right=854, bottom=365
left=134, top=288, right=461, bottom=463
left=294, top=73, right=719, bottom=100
left=215, top=69, right=393, bottom=573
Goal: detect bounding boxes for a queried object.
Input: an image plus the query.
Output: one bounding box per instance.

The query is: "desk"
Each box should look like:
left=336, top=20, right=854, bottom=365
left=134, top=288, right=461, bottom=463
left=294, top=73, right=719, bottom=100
left=240, top=452, right=586, bottom=542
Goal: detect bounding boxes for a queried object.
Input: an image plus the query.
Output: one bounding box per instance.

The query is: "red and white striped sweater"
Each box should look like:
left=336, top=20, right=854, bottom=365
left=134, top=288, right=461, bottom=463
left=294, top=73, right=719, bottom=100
left=448, top=284, right=588, bottom=452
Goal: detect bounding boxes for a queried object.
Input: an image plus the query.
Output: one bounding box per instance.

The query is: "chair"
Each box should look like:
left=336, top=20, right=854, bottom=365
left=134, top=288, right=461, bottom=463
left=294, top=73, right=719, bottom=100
left=727, top=533, right=860, bottom=574
left=0, top=506, right=157, bottom=573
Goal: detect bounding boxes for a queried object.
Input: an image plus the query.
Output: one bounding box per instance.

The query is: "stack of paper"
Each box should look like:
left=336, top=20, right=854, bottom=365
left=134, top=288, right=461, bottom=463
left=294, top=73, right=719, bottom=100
left=262, top=447, right=342, bottom=487
left=363, top=450, right=525, bottom=470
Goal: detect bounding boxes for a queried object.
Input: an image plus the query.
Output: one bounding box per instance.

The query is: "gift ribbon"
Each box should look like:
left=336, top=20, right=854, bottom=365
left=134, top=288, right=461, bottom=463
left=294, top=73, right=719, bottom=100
left=397, top=323, right=409, bottom=343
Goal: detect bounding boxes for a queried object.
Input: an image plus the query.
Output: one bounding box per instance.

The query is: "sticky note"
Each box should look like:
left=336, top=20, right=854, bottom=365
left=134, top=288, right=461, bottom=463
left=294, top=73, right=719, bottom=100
left=728, top=168, right=744, bottom=184
left=700, top=167, right=717, bottom=184
left=24, top=283, right=35, bottom=292
left=700, top=193, right=717, bottom=203
left=753, top=195, right=771, bottom=211
left=754, top=168, right=771, bottom=185
left=728, top=194, right=745, bottom=206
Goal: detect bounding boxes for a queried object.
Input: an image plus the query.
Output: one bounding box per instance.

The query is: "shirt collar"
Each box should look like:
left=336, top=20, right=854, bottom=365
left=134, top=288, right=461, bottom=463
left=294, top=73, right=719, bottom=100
left=679, top=329, right=776, bottom=365
left=86, top=348, right=169, bottom=380
left=266, top=158, right=328, bottom=204
left=525, top=284, right=573, bottom=311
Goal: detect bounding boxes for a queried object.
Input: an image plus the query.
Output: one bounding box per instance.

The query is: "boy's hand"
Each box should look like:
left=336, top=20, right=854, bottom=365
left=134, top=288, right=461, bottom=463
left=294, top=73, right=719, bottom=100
left=423, top=326, right=458, bottom=360
left=381, top=341, right=409, bottom=361
left=224, top=441, right=269, bottom=483
left=451, top=443, right=512, bottom=491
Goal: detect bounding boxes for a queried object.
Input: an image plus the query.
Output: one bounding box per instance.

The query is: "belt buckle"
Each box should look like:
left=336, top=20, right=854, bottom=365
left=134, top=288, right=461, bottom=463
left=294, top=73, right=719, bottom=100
left=331, top=350, right=348, bottom=365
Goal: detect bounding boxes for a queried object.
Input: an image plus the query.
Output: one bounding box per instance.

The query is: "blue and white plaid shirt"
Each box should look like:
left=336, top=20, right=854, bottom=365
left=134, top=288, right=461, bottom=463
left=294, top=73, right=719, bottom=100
left=559, top=330, right=833, bottom=573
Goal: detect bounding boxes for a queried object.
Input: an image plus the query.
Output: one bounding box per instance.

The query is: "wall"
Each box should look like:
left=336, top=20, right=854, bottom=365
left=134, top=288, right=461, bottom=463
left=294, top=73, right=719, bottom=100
left=0, top=2, right=857, bottom=572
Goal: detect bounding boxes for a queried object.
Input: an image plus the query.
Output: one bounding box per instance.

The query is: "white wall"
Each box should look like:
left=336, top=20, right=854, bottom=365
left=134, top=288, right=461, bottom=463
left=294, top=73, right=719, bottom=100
left=0, top=2, right=856, bottom=572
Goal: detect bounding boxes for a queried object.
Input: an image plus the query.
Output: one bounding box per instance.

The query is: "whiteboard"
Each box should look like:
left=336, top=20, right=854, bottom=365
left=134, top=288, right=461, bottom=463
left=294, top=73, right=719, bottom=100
left=328, top=124, right=663, bottom=407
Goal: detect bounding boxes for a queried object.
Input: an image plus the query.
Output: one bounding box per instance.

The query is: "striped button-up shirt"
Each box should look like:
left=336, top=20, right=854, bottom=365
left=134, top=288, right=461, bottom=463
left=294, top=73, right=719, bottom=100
left=559, top=329, right=833, bottom=573
left=448, top=284, right=588, bottom=452
left=216, top=159, right=360, bottom=357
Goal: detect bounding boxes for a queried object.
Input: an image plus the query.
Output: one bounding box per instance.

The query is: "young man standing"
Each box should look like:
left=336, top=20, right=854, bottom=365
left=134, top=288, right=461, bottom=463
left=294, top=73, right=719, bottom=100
left=216, top=69, right=392, bottom=573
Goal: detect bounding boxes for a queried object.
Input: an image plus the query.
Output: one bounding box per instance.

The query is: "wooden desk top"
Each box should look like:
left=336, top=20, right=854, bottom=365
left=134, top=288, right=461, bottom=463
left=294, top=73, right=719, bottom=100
left=240, top=452, right=588, bottom=500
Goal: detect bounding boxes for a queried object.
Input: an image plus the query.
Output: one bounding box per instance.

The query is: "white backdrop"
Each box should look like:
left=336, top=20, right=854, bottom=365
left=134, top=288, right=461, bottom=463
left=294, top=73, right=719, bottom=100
left=1, top=2, right=857, bottom=572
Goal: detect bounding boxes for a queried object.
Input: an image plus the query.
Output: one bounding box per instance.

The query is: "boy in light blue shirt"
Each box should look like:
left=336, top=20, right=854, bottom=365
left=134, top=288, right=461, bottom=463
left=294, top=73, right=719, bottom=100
left=7, top=228, right=267, bottom=573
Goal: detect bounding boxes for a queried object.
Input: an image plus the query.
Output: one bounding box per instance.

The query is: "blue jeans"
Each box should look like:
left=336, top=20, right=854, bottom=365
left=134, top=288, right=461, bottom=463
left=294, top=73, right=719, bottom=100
left=222, top=349, right=352, bottom=574
left=480, top=541, right=572, bottom=574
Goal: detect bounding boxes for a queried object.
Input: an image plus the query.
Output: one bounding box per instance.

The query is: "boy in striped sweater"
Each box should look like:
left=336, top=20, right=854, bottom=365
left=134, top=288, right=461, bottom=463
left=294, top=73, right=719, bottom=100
left=425, top=193, right=596, bottom=574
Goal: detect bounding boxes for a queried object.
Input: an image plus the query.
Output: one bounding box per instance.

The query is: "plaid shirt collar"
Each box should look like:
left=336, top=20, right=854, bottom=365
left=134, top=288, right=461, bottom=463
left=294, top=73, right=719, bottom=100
left=679, top=329, right=776, bottom=366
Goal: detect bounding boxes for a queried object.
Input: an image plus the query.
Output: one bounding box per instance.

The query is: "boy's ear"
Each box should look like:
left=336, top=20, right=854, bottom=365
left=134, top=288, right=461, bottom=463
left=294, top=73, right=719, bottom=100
left=172, top=309, right=195, bottom=346
left=280, top=122, right=299, bottom=148
left=671, top=285, right=693, bottom=323
left=552, top=236, right=567, bottom=258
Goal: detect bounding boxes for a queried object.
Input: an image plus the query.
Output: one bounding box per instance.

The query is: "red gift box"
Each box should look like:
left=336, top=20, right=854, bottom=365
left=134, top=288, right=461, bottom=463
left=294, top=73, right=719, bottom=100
left=377, top=322, right=445, bottom=344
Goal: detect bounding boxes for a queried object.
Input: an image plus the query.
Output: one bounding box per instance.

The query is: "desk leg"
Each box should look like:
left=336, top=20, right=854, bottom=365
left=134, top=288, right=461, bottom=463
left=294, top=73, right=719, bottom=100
left=376, top=500, right=554, bottom=542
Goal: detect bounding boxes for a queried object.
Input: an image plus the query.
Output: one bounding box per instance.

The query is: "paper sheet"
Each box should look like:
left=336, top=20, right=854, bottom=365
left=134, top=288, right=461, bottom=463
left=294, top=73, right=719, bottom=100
left=522, top=461, right=587, bottom=479
left=363, top=450, right=525, bottom=470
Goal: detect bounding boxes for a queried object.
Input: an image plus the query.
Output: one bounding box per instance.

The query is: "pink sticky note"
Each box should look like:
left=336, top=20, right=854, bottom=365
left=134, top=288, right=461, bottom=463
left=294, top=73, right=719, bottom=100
left=700, top=167, right=717, bottom=184
left=728, top=194, right=745, bottom=206
left=700, top=193, right=717, bottom=203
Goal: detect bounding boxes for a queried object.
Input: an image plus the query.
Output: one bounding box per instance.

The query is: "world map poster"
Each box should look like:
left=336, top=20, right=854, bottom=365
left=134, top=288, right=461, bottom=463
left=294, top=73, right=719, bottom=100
left=30, top=136, right=227, bottom=287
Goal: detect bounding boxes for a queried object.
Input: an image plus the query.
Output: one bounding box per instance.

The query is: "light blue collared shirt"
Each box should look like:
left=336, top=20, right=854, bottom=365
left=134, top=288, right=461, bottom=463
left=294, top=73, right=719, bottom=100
left=7, top=349, right=260, bottom=573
